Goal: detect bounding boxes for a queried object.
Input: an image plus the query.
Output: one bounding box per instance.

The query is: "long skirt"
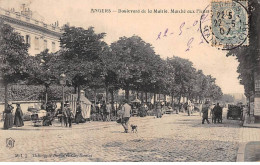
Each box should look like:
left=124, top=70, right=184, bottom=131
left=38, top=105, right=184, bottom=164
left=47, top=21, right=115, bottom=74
left=4, top=113, right=13, bottom=129
left=75, top=113, right=84, bottom=123
left=14, top=115, right=24, bottom=127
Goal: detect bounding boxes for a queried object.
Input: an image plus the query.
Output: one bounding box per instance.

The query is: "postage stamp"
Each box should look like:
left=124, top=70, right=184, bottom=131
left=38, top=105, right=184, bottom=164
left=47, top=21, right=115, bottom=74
left=200, top=0, right=249, bottom=50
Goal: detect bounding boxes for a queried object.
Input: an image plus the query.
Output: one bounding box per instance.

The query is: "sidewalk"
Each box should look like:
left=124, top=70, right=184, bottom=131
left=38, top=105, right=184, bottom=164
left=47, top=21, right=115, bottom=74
left=237, top=126, right=260, bottom=162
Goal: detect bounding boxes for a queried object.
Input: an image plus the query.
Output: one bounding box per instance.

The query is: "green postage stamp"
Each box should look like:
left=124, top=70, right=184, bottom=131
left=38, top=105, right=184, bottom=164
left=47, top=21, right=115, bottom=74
left=211, top=0, right=249, bottom=50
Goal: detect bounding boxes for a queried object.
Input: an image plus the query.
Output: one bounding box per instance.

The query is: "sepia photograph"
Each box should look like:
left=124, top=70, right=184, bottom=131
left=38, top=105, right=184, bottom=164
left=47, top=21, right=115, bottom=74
left=0, top=0, right=259, bottom=162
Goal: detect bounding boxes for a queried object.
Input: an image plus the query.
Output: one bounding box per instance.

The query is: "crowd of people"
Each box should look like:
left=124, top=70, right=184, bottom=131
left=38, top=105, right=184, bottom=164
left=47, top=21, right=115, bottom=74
left=2, top=98, right=225, bottom=130
left=201, top=102, right=223, bottom=124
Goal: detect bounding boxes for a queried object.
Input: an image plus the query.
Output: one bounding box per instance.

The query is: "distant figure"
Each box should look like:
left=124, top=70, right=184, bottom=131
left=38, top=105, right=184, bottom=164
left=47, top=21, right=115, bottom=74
left=121, top=99, right=131, bottom=133
left=139, top=103, right=147, bottom=117
left=106, top=102, right=112, bottom=121
left=187, top=100, right=192, bottom=116
left=211, top=105, right=216, bottom=123
left=55, top=107, right=63, bottom=123
left=4, top=103, right=14, bottom=129
left=75, top=102, right=84, bottom=124
left=213, top=103, right=222, bottom=123
left=14, top=103, right=24, bottom=127
left=209, top=104, right=215, bottom=117
left=63, top=102, right=73, bottom=127
left=100, top=102, right=106, bottom=121
left=156, top=103, right=162, bottom=118
left=202, top=101, right=210, bottom=124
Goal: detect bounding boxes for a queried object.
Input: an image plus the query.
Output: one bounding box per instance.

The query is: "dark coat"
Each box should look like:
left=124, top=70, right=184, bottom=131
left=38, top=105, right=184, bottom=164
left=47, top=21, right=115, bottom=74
left=202, top=105, right=209, bottom=118
left=63, top=107, right=73, bottom=118
left=75, top=106, right=84, bottom=123
left=4, top=105, right=14, bottom=129
left=14, top=107, right=24, bottom=127
left=213, top=105, right=222, bottom=116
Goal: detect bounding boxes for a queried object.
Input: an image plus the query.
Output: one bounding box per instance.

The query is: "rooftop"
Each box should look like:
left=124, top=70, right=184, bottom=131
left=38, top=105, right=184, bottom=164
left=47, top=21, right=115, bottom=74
left=0, top=7, right=63, bottom=35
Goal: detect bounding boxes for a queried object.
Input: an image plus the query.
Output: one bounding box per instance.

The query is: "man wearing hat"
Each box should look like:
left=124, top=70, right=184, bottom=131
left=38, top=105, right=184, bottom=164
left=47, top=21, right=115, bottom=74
left=120, top=99, right=132, bottom=133
left=202, top=101, right=210, bottom=124
left=63, top=101, right=73, bottom=127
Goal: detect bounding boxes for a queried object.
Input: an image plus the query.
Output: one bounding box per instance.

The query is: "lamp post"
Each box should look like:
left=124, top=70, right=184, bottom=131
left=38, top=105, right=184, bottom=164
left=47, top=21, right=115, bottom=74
left=60, top=73, right=66, bottom=126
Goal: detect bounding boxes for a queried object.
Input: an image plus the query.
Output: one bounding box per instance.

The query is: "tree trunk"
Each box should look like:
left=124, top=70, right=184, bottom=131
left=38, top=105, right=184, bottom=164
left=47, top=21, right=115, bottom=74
left=141, top=91, right=144, bottom=103
left=164, top=94, right=166, bottom=105
left=77, top=85, right=81, bottom=101
left=94, top=88, right=97, bottom=106
left=171, top=94, right=174, bottom=105
left=74, top=85, right=77, bottom=94
left=145, top=92, right=148, bottom=103
left=153, top=93, right=156, bottom=105
left=45, top=85, right=48, bottom=105
left=110, top=90, right=115, bottom=116
left=125, top=84, right=129, bottom=102
left=105, top=87, right=109, bottom=103
left=178, top=93, right=182, bottom=111
left=4, top=83, right=8, bottom=110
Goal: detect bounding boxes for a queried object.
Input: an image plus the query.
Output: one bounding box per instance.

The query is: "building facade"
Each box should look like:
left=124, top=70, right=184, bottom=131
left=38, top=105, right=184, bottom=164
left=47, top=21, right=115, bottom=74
left=0, top=6, right=62, bottom=56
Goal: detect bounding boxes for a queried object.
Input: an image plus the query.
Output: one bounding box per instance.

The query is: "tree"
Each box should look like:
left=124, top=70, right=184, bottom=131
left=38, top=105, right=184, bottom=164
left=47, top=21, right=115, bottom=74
left=27, top=49, right=59, bottom=104
left=167, top=56, right=196, bottom=105
left=59, top=25, right=106, bottom=101
left=110, top=35, right=160, bottom=101
left=221, top=94, right=235, bottom=103
left=0, top=21, right=30, bottom=109
left=100, top=46, right=120, bottom=105
left=226, top=0, right=260, bottom=98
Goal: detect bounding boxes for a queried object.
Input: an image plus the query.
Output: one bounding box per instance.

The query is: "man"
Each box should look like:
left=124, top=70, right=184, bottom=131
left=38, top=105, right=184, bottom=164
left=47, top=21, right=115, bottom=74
left=187, top=100, right=192, bottom=116
left=213, top=103, right=223, bottom=123
left=63, top=102, right=73, bottom=127
left=106, top=102, right=112, bottom=121
left=156, top=103, right=162, bottom=118
left=121, top=99, right=131, bottom=133
left=202, top=101, right=210, bottom=124
left=211, top=104, right=216, bottom=123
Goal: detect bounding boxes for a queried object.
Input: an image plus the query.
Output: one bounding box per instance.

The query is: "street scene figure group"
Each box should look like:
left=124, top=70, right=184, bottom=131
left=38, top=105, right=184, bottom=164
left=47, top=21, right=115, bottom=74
left=3, top=98, right=225, bottom=132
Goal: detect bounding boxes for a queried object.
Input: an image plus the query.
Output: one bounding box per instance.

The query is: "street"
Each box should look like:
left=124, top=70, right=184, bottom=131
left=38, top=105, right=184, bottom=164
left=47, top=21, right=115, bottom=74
left=0, top=110, right=259, bottom=162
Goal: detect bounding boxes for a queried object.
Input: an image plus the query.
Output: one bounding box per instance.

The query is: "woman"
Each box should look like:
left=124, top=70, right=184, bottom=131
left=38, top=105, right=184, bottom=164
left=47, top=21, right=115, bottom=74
left=4, top=103, right=14, bottom=129
left=75, top=102, right=84, bottom=124
left=14, top=103, right=24, bottom=127
left=156, top=103, right=162, bottom=118
left=139, top=103, right=146, bottom=117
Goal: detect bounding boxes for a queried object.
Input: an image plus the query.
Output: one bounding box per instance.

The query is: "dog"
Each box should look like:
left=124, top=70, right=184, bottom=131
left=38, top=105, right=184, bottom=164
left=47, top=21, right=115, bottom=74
left=130, top=124, right=138, bottom=133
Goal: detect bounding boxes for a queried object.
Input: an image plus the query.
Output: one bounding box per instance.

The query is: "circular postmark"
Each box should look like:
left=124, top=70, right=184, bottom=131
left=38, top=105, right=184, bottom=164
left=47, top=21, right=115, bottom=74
left=200, top=0, right=249, bottom=50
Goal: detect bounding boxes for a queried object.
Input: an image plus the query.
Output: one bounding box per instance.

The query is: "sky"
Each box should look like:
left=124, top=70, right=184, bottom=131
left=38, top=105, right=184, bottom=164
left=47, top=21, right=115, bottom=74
left=0, top=0, right=245, bottom=94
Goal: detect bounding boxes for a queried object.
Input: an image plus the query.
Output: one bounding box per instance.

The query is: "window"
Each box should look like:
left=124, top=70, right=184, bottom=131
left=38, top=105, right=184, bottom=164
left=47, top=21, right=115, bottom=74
left=25, top=35, right=30, bottom=46
left=44, top=40, right=47, bottom=50
left=52, top=42, right=56, bottom=52
left=35, top=37, right=39, bottom=50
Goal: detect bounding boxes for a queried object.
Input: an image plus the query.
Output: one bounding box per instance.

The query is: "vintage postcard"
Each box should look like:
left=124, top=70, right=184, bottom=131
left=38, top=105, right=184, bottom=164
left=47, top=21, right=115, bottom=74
left=0, top=0, right=259, bottom=162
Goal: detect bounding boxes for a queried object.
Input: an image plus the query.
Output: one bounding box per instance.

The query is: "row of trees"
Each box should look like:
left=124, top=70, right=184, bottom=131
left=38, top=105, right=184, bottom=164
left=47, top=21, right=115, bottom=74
left=0, top=20, right=223, bottom=109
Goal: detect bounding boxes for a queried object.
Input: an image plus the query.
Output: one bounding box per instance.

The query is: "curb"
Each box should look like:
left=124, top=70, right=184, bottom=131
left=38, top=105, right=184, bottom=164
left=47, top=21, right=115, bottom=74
left=236, top=142, right=246, bottom=162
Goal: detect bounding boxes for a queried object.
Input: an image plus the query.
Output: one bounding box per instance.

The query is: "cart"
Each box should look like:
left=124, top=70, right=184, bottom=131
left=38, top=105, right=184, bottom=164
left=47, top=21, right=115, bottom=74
left=227, top=105, right=243, bottom=120
left=28, top=107, right=47, bottom=126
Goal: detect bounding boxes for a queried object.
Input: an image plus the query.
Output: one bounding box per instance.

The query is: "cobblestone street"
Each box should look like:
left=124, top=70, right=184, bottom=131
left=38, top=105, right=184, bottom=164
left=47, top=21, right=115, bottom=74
left=0, top=110, right=259, bottom=162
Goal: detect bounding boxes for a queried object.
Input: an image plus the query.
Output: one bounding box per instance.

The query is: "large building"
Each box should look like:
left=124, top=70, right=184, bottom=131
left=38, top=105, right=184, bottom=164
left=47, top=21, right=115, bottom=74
left=0, top=5, right=62, bottom=56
